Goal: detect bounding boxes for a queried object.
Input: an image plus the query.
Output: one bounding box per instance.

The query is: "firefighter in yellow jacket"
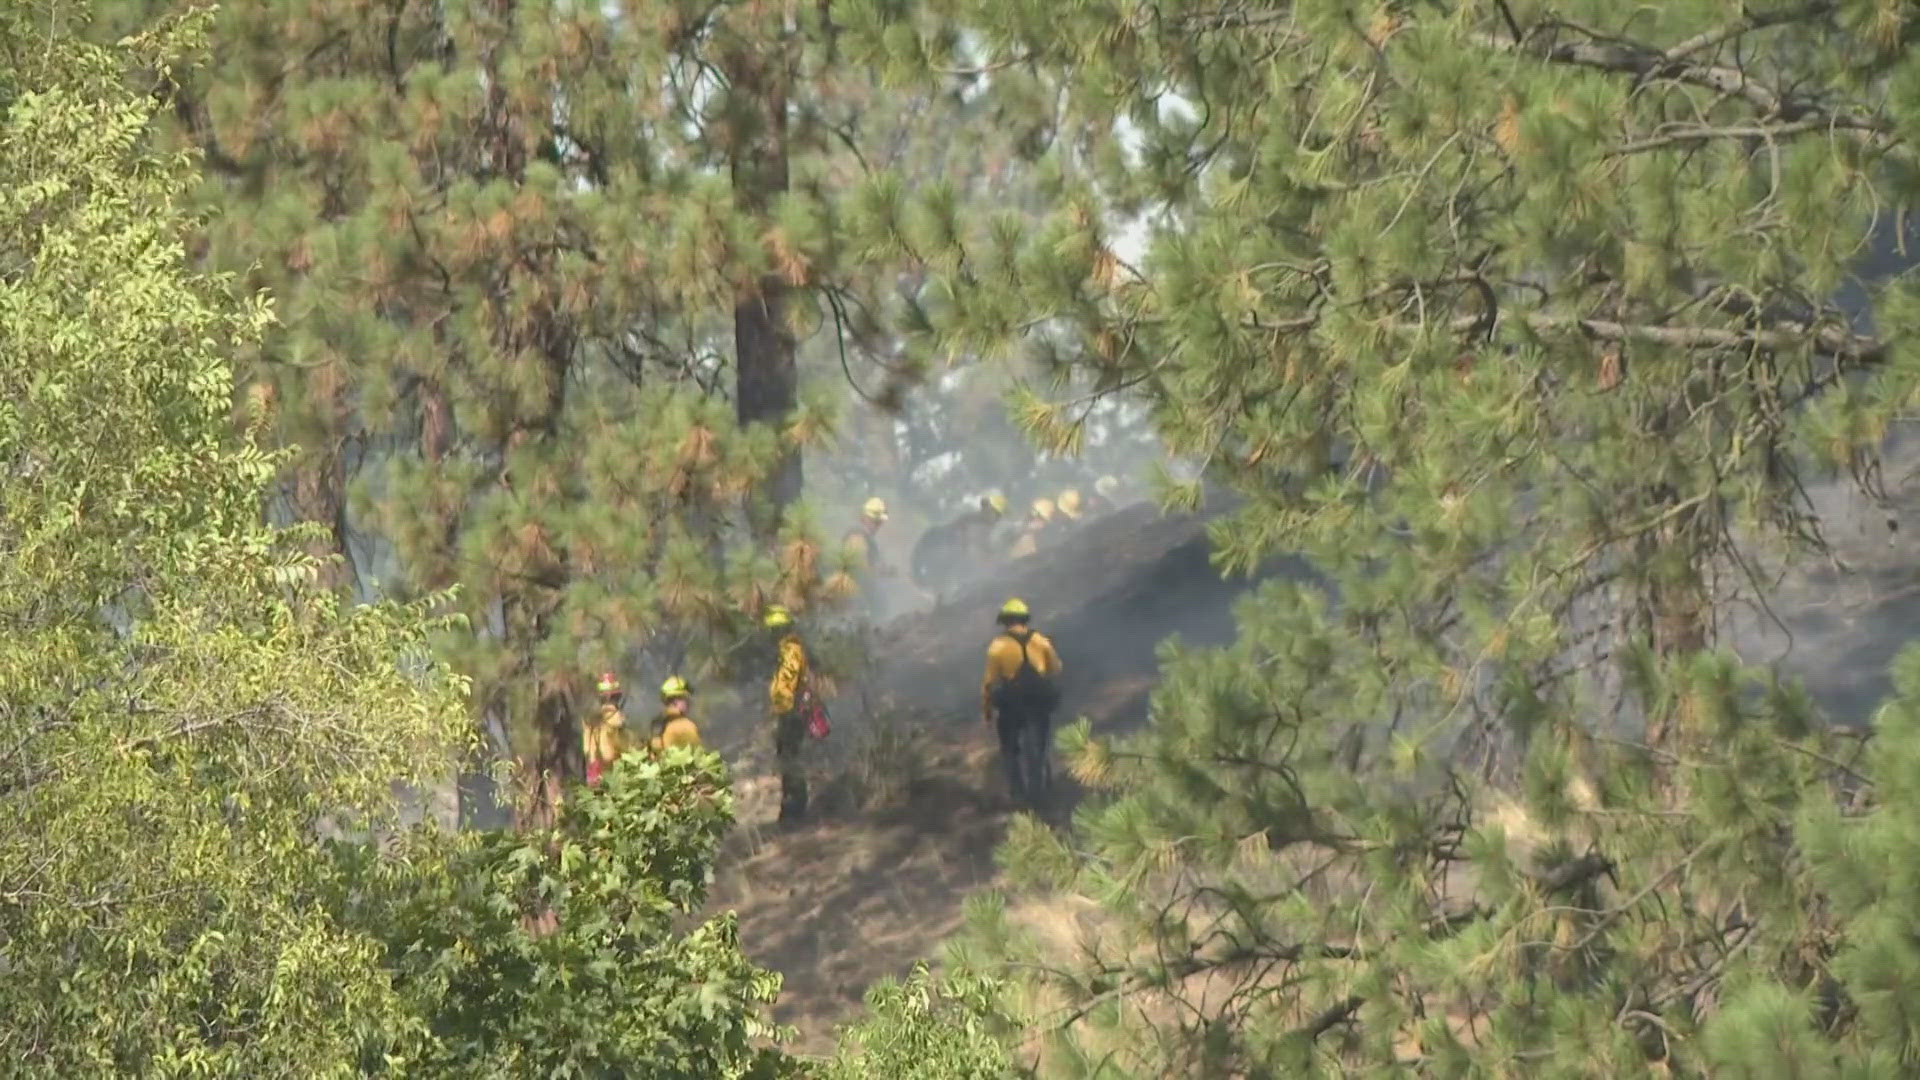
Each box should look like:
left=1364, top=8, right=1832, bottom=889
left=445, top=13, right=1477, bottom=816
left=764, top=605, right=812, bottom=822
left=650, top=676, right=702, bottom=753
left=1008, top=498, right=1055, bottom=559
left=981, top=598, right=1063, bottom=801
left=842, top=496, right=893, bottom=623
left=582, top=671, right=631, bottom=787
left=1087, top=474, right=1121, bottom=515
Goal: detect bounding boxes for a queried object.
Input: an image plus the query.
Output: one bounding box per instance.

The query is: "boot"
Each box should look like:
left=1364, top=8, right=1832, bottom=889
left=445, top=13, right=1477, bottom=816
left=1002, top=752, right=1025, bottom=802
left=778, top=784, right=808, bottom=824
left=1029, top=718, right=1055, bottom=800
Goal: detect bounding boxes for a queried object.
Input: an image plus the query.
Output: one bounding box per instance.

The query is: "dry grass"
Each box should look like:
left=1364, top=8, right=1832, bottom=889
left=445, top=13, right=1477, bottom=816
left=839, top=703, right=934, bottom=812
left=706, top=717, right=1011, bottom=1054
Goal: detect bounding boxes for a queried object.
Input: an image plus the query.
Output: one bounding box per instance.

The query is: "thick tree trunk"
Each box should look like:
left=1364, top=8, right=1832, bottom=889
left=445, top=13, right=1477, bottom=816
left=479, top=0, right=578, bottom=830
left=518, top=680, right=576, bottom=832
left=725, top=33, right=800, bottom=534
left=457, top=707, right=514, bottom=830
left=501, top=570, right=574, bottom=830
left=502, top=373, right=573, bottom=829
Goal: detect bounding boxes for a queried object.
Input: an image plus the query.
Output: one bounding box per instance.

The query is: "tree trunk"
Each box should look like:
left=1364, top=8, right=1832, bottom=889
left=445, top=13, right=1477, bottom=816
left=288, top=364, right=358, bottom=592
left=725, top=29, right=800, bottom=535
left=1639, top=503, right=1710, bottom=757
left=480, top=0, right=578, bottom=830
left=520, top=680, right=576, bottom=832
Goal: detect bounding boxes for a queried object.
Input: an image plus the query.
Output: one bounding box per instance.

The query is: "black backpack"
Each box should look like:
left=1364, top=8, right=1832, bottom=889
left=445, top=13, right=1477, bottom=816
left=994, top=630, right=1061, bottom=715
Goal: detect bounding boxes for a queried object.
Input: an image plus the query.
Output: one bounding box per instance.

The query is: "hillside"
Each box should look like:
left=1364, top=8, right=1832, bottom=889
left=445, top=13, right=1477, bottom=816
left=705, top=498, right=1297, bottom=1052
left=705, top=465, right=1920, bottom=1054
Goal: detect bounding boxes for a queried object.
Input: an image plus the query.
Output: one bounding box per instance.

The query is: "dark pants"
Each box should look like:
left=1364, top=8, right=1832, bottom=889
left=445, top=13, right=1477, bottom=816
left=858, top=576, right=885, bottom=623
left=775, top=709, right=808, bottom=820
left=994, top=705, right=1053, bottom=800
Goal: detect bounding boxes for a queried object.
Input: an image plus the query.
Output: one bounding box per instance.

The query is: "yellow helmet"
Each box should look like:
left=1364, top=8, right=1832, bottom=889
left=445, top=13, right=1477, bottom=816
left=985, top=491, right=1008, bottom=516
left=1031, top=497, right=1056, bottom=521
left=660, top=676, right=691, bottom=702
left=1057, top=489, right=1083, bottom=518
left=997, top=597, right=1031, bottom=622
left=1094, top=475, right=1119, bottom=497
left=595, top=671, right=622, bottom=696
left=862, top=496, right=889, bottom=522
left=763, top=604, right=793, bottom=630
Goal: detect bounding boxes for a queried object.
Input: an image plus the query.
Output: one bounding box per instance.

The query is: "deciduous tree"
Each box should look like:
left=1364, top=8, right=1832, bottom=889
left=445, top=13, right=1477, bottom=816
left=0, top=5, right=466, bottom=1070
left=337, top=749, right=802, bottom=1076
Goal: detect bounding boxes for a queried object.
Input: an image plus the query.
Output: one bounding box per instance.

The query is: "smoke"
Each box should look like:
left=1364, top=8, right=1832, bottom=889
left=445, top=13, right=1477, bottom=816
left=801, top=352, right=1196, bottom=625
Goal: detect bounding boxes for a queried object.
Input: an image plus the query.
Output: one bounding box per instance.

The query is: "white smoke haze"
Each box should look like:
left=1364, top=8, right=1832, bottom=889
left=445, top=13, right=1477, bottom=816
left=801, top=335, right=1201, bottom=626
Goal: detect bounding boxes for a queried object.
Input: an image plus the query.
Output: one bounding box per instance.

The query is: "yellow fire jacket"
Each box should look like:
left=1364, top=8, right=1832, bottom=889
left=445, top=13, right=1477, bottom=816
left=769, top=633, right=809, bottom=715
left=981, top=629, right=1062, bottom=718
left=649, top=711, right=702, bottom=753
left=582, top=702, right=630, bottom=768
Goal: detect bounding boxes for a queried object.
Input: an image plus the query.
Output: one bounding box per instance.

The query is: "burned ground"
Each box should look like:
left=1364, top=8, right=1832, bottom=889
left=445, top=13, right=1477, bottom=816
left=706, top=498, right=1292, bottom=1051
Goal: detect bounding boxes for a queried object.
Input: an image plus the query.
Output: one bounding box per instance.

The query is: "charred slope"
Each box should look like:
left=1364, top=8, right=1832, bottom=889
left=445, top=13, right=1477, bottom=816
left=714, top=499, right=1306, bottom=1054
left=720, top=468, right=1920, bottom=1055
left=873, top=498, right=1311, bottom=733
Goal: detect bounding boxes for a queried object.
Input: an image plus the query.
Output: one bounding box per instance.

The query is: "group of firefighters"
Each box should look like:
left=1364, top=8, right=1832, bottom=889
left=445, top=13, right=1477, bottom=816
left=580, top=595, right=1063, bottom=820
left=580, top=478, right=1103, bottom=822
left=846, top=474, right=1126, bottom=608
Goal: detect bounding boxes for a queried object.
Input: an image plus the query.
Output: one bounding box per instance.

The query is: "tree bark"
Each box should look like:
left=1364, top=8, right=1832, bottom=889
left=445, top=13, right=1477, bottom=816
left=480, top=0, right=578, bottom=828
left=1638, top=487, right=1711, bottom=757
left=725, top=29, right=801, bottom=534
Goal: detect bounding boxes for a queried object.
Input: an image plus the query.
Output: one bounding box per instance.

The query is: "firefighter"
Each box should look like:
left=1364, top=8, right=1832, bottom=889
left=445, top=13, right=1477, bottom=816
left=1056, top=488, right=1084, bottom=523
left=582, top=671, right=630, bottom=787
left=842, top=496, right=893, bottom=621
left=764, top=604, right=813, bottom=823
left=911, top=492, right=1007, bottom=602
left=1087, top=475, right=1121, bottom=515
left=651, top=676, right=702, bottom=753
left=1009, top=497, right=1055, bottom=559
left=843, top=496, right=891, bottom=571
left=981, top=598, right=1063, bottom=802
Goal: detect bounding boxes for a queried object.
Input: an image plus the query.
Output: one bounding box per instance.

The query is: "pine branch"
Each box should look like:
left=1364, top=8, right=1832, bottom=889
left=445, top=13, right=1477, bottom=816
left=1220, top=284, right=1883, bottom=361
left=1172, top=7, right=1298, bottom=33
left=1048, top=940, right=1355, bottom=1034
left=1298, top=995, right=1364, bottom=1041
left=1660, top=2, right=1836, bottom=61
left=1474, top=19, right=1893, bottom=145
left=1608, top=116, right=1874, bottom=156
left=1382, top=310, right=1887, bottom=362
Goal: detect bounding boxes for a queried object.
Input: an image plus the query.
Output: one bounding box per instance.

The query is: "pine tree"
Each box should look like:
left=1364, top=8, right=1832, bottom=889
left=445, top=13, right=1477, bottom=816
left=716, top=3, right=805, bottom=530
left=871, top=1, right=1920, bottom=1073
left=791, top=40, right=1056, bottom=521
left=88, top=0, right=975, bottom=821
left=787, top=30, right=1166, bottom=567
